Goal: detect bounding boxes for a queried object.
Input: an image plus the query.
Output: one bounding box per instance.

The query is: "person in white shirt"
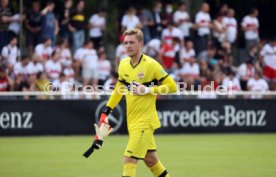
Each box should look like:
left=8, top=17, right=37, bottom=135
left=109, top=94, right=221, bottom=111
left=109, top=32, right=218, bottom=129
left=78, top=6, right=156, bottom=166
left=237, top=59, right=255, bottom=90
left=13, top=56, right=32, bottom=78
left=121, top=6, right=141, bottom=32
left=247, top=72, right=269, bottom=98
left=8, top=14, right=25, bottom=36
left=63, top=64, right=75, bottom=84
left=103, top=71, right=118, bottom=92
left=173, top=2, right=192, bottom=39
left=194, top=3, right=213, bottom=54
left=143, top=38, right=161, bottom=59
left=80, top=41, right=98, bottom=87
left=223, top=8, right=237, bottom=44
left=114, top=35, right=128, bottom=69
left=161, top=21, right=183, bottom=45
left=45, top=51, right=62, bottom=81
left=180, top=40, right=195, bottom=63
left=97, top=50, right=111, bottom=87
left=88, top=8, right=106, bottom=49
left=1, top=36, right=20, bottom=71
left=222, top=70, right=241, bottom=92
left=29, top=54, right=44, bottom=75
left=241, top=8, right=259, bottom=51
left=260, top=38, right=276, bottom=90
left=34, top=38, right=53, bottom=62
left=179, top=57, right=200, bottom=89
left=55, top=40, right=72, bottom=68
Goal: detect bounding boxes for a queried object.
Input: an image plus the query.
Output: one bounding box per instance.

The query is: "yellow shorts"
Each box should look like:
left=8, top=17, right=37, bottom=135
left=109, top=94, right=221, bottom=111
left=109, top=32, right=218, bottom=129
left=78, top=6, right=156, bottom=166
left=124, top=128, right=156, bottom=159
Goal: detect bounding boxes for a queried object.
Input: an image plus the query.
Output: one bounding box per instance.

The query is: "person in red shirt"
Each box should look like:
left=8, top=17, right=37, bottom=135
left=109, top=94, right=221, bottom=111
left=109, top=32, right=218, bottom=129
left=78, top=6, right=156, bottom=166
left=0, top=67, right=13, bottom=91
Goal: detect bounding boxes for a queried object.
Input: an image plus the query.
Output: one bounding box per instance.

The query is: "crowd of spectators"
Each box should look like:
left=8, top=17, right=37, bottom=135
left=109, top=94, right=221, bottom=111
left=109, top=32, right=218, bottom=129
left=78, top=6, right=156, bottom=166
left=0, top=0, right=275, bottom=98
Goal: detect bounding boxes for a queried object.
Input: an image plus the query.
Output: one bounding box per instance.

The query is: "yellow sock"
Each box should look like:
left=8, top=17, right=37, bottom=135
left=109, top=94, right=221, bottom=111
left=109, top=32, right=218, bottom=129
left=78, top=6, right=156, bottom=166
left=149, top=160, right=170, bottom=177
left=123, top=163, right=137, bottom=177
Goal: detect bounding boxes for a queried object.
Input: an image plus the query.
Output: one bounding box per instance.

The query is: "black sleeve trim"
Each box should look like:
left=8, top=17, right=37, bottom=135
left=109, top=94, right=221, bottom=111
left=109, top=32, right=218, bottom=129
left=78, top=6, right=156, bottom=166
left=158, top=74, right=169, bottom=83
left=102, top=106, right=112, bottom=115
left=130, top=155, right=144, bottom=160
left=159, top=170, right=168, bottom=177
left=143, top=79, right=158, bottom=87
left=119, top=79, right=130, bottom=87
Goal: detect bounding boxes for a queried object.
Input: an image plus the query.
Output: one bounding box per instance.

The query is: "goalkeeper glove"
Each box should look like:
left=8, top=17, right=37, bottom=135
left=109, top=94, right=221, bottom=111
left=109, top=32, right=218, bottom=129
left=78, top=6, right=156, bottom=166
left=83, top=119, right=113, bottom=158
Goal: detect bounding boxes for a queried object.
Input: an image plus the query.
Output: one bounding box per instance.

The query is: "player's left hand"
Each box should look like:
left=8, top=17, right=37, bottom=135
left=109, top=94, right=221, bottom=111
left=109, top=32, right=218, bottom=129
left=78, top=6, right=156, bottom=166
left=130, top=81, right=150, bottom=95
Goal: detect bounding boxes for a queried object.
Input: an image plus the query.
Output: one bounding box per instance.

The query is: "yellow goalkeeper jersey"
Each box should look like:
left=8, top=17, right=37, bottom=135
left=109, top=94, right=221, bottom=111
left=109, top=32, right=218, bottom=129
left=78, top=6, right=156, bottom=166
left=117, top=54, right=168, bottom=130
left=106, top=54, right=177, bottom=131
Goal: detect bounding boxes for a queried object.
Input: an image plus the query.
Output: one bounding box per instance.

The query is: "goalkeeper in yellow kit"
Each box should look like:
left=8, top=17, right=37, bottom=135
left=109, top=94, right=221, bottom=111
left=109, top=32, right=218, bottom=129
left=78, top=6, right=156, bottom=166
left=96, top=28, right=177, bottom=177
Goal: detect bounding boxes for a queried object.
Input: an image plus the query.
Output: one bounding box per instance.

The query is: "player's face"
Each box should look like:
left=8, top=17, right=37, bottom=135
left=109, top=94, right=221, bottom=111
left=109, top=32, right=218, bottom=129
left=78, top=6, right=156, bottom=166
left=124, top=35, right=143, bottom=57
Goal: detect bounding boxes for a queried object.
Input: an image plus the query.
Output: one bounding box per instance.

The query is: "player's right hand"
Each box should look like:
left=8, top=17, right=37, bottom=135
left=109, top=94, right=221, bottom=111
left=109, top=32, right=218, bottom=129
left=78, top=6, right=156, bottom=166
left=94, top=123, right=113, bottom=141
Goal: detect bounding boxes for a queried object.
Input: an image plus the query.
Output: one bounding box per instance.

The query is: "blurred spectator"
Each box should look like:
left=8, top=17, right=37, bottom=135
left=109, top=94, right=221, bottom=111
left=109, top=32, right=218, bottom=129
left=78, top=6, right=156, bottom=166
left=247, top=72, right=269, bottom=98
left=52, top=73, right=70, bottom=92
left=114, top=35, right=128, bottom=66
left=194, top=2, right=212, bottom=54
left=247, top=72, right=269, bottom=91
left=143, top=38, right=161, bottom=59
left=260, top=38, right=276, bottom=90
left=59, top=0, right=73, bottom=41
left=69, top=0, right=86, bottom=52
left=0, top=67, right=12, bottom=91
left=41, top=1, right=59, bottom=44
left=104, top=71, right=118, bottom=91
left=138, top=6, right=154, bottom=43
left=55, top=39, right=72, bottom=68
left=241, top=8, right=259, bottom=51
left=89, top=8, right=107, bottom=49
left=161, top=21, right=183, bottom=44
left=97, top=50, right=111, bottom=86
left=13, top=56, right=33, bottom=93
left=173, top=2, right=192, bottom=40
left=34, top=72, right=50, bottom=92
left=222, top=69, right=241, bottom=92
left=8, top=13, right=25, bottom=37
left=0, top=0, right=13, bottom=50
left=150, top=1, right=163, bottom=39
left=162, top=3, right=174, bottom=27
left=80, top=41, right=98, bottom=87
left=121, top=6, right=141, bottom=32
left=237, top=59, right=255, bottom=90
left=212, top=13, right=226, bottom=49
left=29, top=54, right=44, bottom=75
left=180, top=40, right=196, bottom=63
left=160, top=37, right=180, bottom=73
left=24, top=1, right=42, bottom=55
left=219, top=4, right=229, bottom=16
left=1, top=36, right=20, bottom=72
left=34, top=38, right=53, bottom=62
left=63, top=62, right=75, bottom=84
left=223, top=8, right=237, bottom=44
left=179, top=57, right=200, bottom=90
left=45, top=51, right=62, bottom=81
left=13, top=56, right=31, bottom=77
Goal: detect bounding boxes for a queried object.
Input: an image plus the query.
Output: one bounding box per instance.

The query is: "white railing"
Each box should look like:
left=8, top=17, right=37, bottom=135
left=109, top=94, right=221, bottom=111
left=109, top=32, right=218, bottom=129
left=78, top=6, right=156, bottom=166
left=0, top=91, right=276, bottom=96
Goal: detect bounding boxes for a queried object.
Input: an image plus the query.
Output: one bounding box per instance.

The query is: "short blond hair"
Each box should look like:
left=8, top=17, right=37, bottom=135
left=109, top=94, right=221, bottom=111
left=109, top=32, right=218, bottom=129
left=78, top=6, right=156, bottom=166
left=123, top=28, right=144, bottom=42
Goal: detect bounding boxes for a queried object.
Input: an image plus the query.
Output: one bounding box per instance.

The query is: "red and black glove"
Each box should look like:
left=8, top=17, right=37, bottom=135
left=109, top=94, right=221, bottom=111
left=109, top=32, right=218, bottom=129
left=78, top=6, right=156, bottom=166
left=83, top=106, right=113, bottom=158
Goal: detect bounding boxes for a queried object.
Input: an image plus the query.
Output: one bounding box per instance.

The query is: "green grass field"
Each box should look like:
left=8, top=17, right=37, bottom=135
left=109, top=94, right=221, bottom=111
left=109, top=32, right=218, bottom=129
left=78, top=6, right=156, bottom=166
left=0, top=134, right=276, bottom=177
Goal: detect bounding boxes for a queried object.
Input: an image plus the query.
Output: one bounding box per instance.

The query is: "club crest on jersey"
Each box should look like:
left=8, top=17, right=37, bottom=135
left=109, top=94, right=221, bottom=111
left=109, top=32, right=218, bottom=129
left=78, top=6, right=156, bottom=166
left=137, top=72, right=144, bottom=79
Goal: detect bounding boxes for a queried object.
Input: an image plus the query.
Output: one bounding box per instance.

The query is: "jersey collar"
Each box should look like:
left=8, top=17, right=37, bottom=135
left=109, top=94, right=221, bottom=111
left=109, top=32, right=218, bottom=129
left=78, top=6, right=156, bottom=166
left=130, top=54, right=143, bottom=69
